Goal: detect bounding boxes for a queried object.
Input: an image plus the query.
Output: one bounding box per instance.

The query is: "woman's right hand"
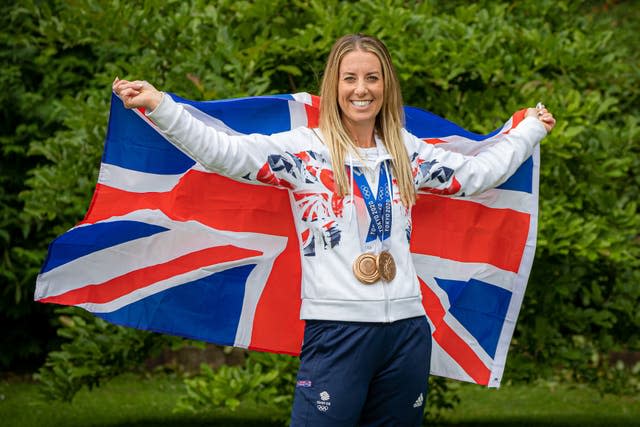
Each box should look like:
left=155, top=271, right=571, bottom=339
left=112, top=77, right=164, bottom=111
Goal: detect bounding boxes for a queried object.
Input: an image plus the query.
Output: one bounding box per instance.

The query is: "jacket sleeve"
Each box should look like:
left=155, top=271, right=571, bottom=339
left=145, top=94, right=306, bottom=189
left=406, top=117, right=547, bottom=196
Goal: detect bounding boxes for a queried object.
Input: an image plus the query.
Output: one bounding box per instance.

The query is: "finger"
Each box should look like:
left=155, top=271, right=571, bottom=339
left=117, top=81, right=136, bottom=90
left=120, top=88, right=140, bottom=99
left=117, top=85, right=141, bottom=99
left=113, top=80, right=131, bottom=95
left=114, top=78, right=129, bottom=88
left=126, top=80, right=144, bottom=89
left=526, top=107, right=538, bottom=118
left=121, top=82, right=144, bottom=92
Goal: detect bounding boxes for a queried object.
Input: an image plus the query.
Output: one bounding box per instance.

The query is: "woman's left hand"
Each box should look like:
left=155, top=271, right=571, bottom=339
left=526, top=104, right=556, bottom=133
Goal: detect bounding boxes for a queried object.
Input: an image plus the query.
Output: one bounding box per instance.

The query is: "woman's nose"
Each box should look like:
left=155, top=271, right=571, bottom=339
left=354, top=80, right=367, bottom=96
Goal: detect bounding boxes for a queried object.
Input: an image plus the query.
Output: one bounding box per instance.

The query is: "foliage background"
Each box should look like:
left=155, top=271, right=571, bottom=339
left=1, top=0, right=638, bottom=413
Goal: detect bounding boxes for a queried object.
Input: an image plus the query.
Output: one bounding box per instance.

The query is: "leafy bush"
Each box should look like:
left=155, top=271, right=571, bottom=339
left=176, top=352, right=461, bottom=424
left=176, top=352, right=298, bottom=423
left=35, top=308, right=175, bottom=402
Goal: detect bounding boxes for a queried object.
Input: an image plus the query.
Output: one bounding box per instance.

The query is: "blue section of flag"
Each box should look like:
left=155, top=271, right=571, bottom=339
left=98, top=264, right=255, bottom=345
left=404, top=106, right=501, bottom=140
left=497, top=157, right=532, bottom=192
left=41, top=221, right=168, bottom=274
left=104, top=94, right=196, bottom=174
left=175, top=95, right=293, bottom=135
left=435, top=277, right=512, bottom=359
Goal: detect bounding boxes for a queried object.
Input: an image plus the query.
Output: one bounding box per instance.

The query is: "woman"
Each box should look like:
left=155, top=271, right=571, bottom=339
left=114, top=34, right=555, bottom=426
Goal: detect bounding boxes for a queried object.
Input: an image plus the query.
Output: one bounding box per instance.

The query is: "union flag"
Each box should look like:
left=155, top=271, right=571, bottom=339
left=35, top=92, right=538, bottom=387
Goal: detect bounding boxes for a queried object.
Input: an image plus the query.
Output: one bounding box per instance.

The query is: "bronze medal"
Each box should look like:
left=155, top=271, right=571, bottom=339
left=353, top=253, right=380, bottom=284
left=377, top=251, right=396, bottom=282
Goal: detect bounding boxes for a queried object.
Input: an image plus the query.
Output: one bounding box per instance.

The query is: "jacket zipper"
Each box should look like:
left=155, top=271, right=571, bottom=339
left=382, top=280, right=390, bottom=322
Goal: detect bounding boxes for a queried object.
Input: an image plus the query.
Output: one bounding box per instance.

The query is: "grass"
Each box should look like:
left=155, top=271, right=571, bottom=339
left=0, top=373, right=279, bottom=427
left=0, top=373, right=638, bottom=426
left=433, top=381, right=640, bottom=426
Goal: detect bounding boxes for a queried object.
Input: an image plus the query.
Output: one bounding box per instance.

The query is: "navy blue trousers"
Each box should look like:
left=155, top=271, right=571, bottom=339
left=290, top=316, right=431, bottom=426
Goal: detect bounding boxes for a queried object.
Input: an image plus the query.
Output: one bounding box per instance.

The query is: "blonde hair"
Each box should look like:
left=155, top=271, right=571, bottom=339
left=319, top=34, right=416, bottom=207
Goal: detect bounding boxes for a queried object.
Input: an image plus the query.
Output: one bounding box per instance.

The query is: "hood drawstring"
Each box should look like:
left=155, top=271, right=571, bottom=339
left=347, top=154, right=355, bottom=224
left=383, top=159, right=393, bottom=206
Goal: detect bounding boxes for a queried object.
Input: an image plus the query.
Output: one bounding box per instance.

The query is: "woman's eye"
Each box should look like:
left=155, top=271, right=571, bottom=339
left=367, top=75, right=379, bottom=81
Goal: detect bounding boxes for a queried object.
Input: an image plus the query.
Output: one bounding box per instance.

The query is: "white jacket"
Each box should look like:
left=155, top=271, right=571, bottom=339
left=147, top=95, right=546, bottom=323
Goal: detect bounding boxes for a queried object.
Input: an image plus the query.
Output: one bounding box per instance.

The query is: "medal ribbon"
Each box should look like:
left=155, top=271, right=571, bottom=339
left=352, top=161, right=392, bottom=244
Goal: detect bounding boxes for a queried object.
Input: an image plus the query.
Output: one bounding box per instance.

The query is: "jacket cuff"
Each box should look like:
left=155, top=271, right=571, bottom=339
left=520, top=115, right=548, bottom=139
left=145, top=92, right=177, bottom=131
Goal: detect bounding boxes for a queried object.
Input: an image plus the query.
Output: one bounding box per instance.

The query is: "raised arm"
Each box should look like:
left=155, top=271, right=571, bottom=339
left=112, top=78, right=311, bottom=188
left=409, top=109, right=555, bottom=197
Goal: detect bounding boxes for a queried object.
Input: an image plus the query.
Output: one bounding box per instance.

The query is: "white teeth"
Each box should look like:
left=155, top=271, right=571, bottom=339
left=351, top=100, right=371, bottom=107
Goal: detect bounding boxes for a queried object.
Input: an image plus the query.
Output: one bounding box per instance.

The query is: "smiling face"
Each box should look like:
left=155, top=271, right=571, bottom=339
left=337, top=50, right=384, bottom=137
